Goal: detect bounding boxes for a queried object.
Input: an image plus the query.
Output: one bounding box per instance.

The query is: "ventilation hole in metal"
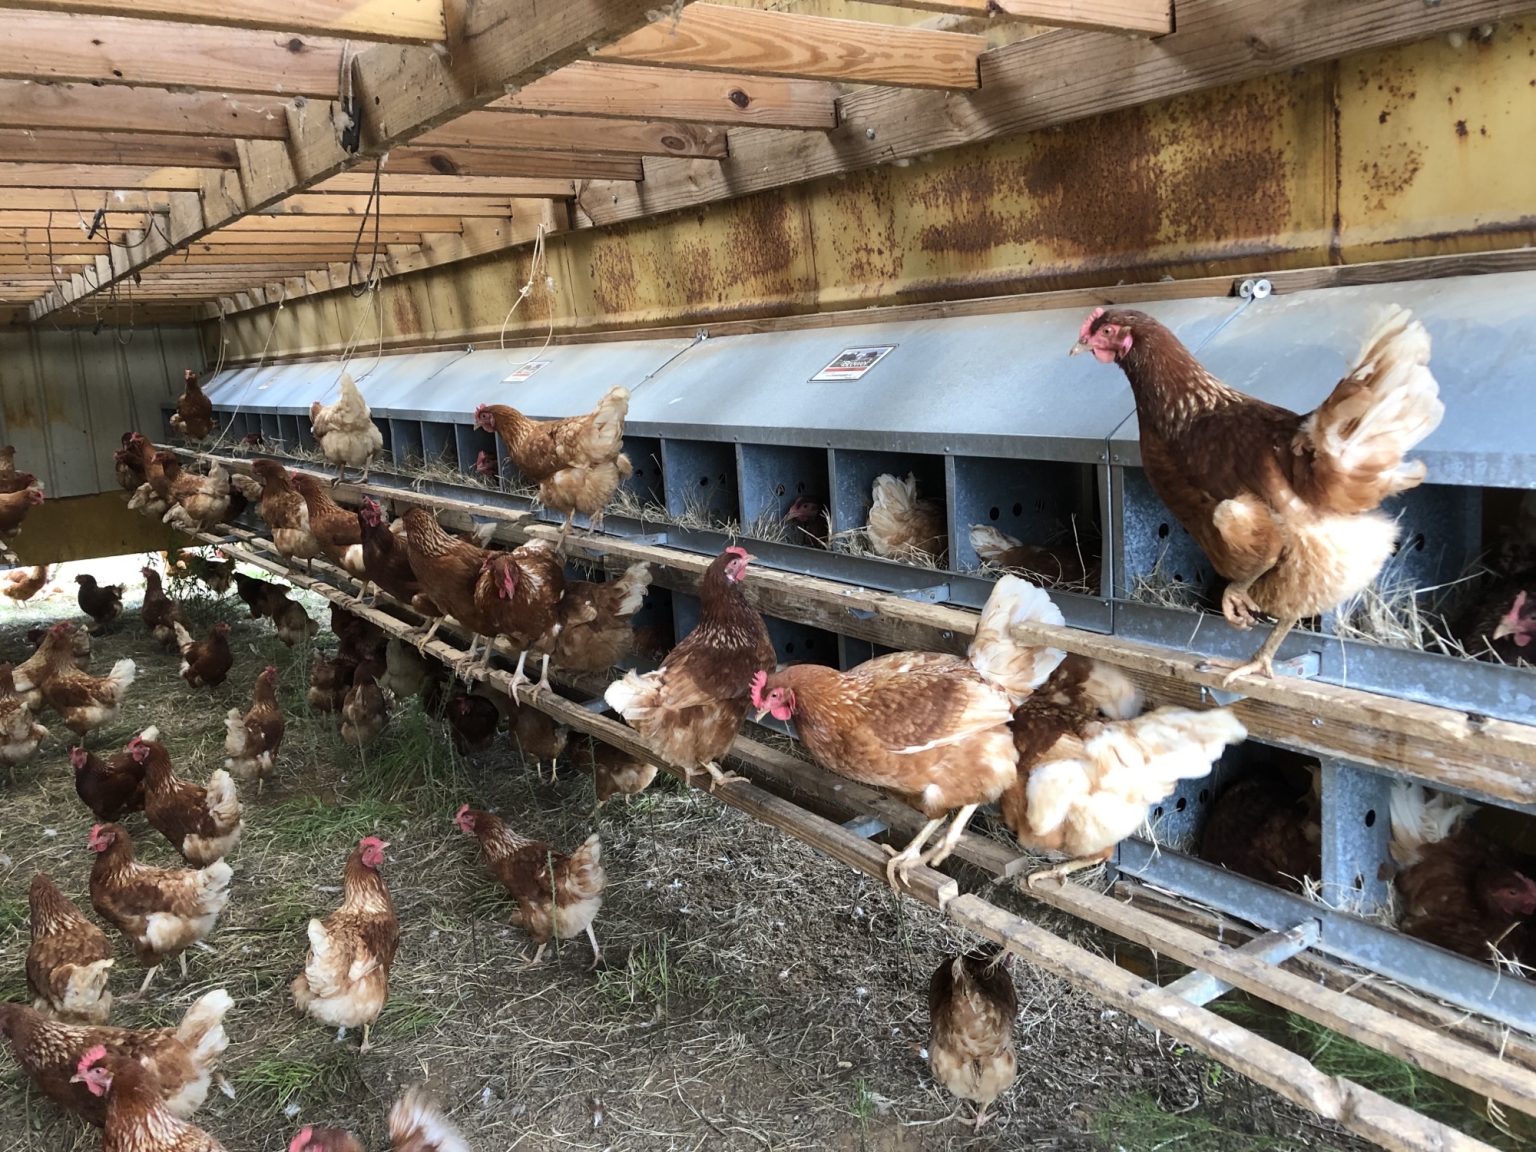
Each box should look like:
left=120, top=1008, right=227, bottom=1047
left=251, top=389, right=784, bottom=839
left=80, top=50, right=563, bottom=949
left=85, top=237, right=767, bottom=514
left=1153, top=806, right=1164, bottom=818
left=1157, top=523, right=1171, bottom=539
left=1174, top=572, right=1184, bottom=583
left=1198, top=789, right=1210, bottom=804
left=774, top=483, right=786, bottom=497
left=796, top=481, right=806, bottom=493
left=988, top=506, right=1000, bottom=521
left=785, top=642, right=796, bottom=654
left=1012, top=502, right=1023, bottom=516
left=1364, top=809, right=1377, bottom=828
left=1175, top=797, right=1187, bottom=812
left=1412, top=533, right=1426, bottom=552
left=1353, top=873, right=1365, bottom=891
left=699, top=476, right=709, bottom=487
left=805, top=637, right=817, bottom=651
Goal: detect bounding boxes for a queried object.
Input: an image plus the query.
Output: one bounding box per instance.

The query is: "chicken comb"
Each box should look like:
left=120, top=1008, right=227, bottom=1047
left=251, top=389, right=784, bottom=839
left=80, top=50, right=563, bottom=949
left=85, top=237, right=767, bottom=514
left=77, top=1044, right=109, bottom=1074
left=1078, top=306, right=1107, bottom=343
left=749, top=669, right=769, bottom=709
left=724, top=545, right=750, bottom=562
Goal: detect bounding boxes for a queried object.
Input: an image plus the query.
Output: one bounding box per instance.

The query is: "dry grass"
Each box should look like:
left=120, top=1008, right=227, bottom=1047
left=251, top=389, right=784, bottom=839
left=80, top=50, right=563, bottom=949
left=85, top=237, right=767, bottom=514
left=0, top=565, right=1377, bottom=1152
left=826, top=526, right=944, bottom=571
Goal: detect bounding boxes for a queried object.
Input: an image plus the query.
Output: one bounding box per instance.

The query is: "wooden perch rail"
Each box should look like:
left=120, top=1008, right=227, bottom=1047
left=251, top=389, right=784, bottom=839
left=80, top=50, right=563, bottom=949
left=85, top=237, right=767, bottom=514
left=200, top=527, right=1505, bottom=1152
left=178, top=448, right=1536, bottom=815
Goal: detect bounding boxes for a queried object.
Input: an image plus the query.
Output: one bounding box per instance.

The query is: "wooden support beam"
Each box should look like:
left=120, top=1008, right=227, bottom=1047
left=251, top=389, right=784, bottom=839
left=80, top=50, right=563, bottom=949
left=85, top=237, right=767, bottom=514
left=384, top=147, right=645, bottom=181
left=857, top=0, right=1173, bottom=34
left=417, top=109, right=729, bottom=158
left=581, top=0, right=1536, bottom=227
left=0, top=164, right=207, bottom=190
left=315, top=173, right=578, bottom=197
left=220, top=215, right=465, bottom=233
left=188, top=232, right=430, bottom=248
left=0, top=0, right=447, bottom=42
left=0, top=210, right=148, bottom=230
left=503, top=60, right=838, bottom=129
left=29, top=0, right=659, bottom=320
left=0, top=130, right=239, bottom=169
left=597, top=4, right=984, bottom=89
left=261, top=193, right=521, bottom=217
left=0, top=81, right=290, bottom=139
left=0, top=189, right=166, bottom=213
left=0, top=11, right=346, bottom=97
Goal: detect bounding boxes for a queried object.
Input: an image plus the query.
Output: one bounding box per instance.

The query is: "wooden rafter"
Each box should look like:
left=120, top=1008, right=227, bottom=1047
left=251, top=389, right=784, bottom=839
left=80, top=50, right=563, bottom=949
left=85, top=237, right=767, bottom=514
left=597, top=5, right=984, bottom=89
left=0, top=189, right=168, bottom=211
left=503, top=61, right=838, bottom=129
left=0, top=164, right=208, bottom=189
left=262, top=194, right=529, bottom=217
left=188, top=232, right=433, bottom=248
left=0, top=11, right=347, bottom=97
left=29, top=0, right=660, bottom=319
left=0, top=0, right=448, bottom=42
left=221, top=215, right=467, bottom=233
left=858, top=0, right=1173, bottom=34
left=0, top=81, right=290, bottom=139
left=416, top=110, right=729, bottom=158
left=0, top=130, right=239, bottom=168
left=382, top=147, right=645, bottom=181
left=315, top=173, right=577, bottom=197
left=579, top=0, right=1536, bottom=228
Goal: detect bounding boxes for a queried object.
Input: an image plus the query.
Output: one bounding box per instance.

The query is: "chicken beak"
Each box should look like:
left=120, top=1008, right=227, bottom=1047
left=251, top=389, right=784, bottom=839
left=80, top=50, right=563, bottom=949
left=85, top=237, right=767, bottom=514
left=751, top=707, right=769, bottom=723
left=1068, top=340, right=1086, bottom=357
left=1493, top=619, right=1515, bottom=641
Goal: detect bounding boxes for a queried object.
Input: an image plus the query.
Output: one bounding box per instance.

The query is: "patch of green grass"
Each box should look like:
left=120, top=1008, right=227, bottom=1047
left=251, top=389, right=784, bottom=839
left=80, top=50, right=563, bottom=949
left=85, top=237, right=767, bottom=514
left=351, top=699, right=464, bottom=803
left=236, top=1054, right=357, bottom=1111
left=595, top=934, right=718, bottom=1019
left=1092, top=1092, right=1289, bottom=1152
left=850, top=1079, right=877, bottom=1133
left=263, top=795, right=407, bottom=855
left=378, top=994, right=445, bottom=1041
left=0, top=896, right=28, bottom=937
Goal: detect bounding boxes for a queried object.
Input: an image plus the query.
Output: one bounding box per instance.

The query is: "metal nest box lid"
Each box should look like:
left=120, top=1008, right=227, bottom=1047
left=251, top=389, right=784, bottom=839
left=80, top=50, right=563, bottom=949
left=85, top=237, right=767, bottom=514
left=421, top=338, right=697, bottom=420
left=1108, top=270, right=1536, bottom=488
left=625, top=301, right=1236, bottom=462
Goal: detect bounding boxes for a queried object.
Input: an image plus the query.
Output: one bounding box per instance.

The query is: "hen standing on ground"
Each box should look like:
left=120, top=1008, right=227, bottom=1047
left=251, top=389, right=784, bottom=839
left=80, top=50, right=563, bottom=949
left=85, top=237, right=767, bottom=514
left=134, top=735, right=243, bottom=866
left=169, top=369, right=215, bottom=441
left=224, top=665, right=285, bottom=791
left=457, top=807, right=606, bottom=968
left=311, top=373, right=384, bottom=485
left=928, top=946, right=1017, bottom=1132
left=291, top=836, right=399, bottom=1052
left=172, top=621, right=233, bottom=689
left=4, top=564, right=48, bottom=603
left=27, top=872, right=114, bottom=1025
left=1075, top=306, right=1444, bottom=684
left=76, top=574, right=124, bottom=632
left=605, top=546, right=774, bottom=791
left=140, top=567, right=184, bottom=650
left=87, top=823, right=233, bottom=994
left=73, top=1045, right=229, bottom=1151
left=16, top=621, right=136, bottom=736
left=475, top=385, right=631, bottom=544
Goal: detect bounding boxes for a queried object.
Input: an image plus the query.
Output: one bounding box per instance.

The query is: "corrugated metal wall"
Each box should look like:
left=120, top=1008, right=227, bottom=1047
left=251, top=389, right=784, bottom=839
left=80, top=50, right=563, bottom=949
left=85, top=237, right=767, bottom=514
left=0, top=325, right=205, bottom=499
left=215, top=21, right=1536, bottom=361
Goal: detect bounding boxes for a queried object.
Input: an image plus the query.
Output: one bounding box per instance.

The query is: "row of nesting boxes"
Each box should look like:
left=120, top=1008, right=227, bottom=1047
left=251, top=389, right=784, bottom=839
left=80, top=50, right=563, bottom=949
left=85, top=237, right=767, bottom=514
left=192, top=269, right=1534, bottom=724
left=182, top=268, right=1536, bottom=1032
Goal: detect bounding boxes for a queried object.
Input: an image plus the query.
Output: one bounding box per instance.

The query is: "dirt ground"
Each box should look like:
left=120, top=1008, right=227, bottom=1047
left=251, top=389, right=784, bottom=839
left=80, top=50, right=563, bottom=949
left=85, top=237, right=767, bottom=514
left=0, top=556, right=1369, bottom=1152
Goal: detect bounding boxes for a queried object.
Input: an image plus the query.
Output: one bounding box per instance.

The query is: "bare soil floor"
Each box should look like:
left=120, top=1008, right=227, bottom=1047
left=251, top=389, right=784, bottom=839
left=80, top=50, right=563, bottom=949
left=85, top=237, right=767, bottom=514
left=0, top=557, right=1367, bottom=1152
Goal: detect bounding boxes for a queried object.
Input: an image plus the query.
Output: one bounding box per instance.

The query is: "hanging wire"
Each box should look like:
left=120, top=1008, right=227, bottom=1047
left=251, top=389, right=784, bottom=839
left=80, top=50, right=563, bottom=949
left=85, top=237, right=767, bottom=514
left=347, top=156, right=384, bottom=297
left=206, top=285, right=285, bottom=455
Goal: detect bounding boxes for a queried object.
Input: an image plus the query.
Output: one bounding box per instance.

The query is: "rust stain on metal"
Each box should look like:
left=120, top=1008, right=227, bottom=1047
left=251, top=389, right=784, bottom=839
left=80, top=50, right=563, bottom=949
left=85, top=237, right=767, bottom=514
left=588, top=236, right=640, bottom=315
left=390, top=292, right=421, bottom=336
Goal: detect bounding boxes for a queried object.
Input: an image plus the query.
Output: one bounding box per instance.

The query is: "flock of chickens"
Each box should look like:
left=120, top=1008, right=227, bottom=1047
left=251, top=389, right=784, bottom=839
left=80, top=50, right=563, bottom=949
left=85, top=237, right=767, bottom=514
left=0, top=299, right=1533, bottom=1145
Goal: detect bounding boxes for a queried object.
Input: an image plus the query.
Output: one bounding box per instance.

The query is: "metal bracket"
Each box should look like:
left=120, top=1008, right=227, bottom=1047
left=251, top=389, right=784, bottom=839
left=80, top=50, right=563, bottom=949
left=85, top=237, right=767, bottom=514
left=1238, top=277, right=1273, bottom=300
left=579, top=696, right=611, bottom=714
left=1141, top=919, right=1320, bottom=1025
left=339, top=96, right=363, bottom=154
left=842, top=815, right=889, bottom=840
left=847, top=583, right=951, bottom=620
left=1199, top=650, right=1320, bottom=706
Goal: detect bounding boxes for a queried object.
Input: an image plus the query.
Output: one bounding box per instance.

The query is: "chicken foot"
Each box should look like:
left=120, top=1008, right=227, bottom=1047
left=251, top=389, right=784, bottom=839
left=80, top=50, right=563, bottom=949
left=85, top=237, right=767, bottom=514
left=883, top=816, right=949, bottom=890
left=413, top=618, right=443, bottom=655
left=585, top=924, right=603, bottom=971
left=136, top=965, right=161, bottom=996
left=1199, top=614, right=1300, bottom=688
left=914, top=804, right=981, bottom=873
left=695, top=760, right=741, bottom=792
left=1219, top=580, right=1264, bottom=630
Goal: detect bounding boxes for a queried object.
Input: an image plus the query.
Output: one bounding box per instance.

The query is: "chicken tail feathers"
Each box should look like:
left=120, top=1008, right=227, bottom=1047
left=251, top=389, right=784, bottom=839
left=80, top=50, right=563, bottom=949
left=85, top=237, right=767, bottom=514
left=1388, top=780, right=1472, bottom=867
left=609, top=562, right=652, bottom=617
left=175, top=988, right=234, bottom=1068
left=968, top=575, right=1067, bottom=704
left=105, top=658, right=137, bottom=696
left=204, top=769, right=242, bottom=825
left=223, top=707, right=250, bottom=758
left=969, top=524, right=1023, bottom=562
left=58, top=958, right=114, bottom=1020
left=1082, top=707, right=1246, bottom=805
left=1080, top=660, right=1142, bottom=721
left=388, top=1085, right=473, bottom=1152
left=603, top=669, right=660, bottom=725
left=172, top=621, right=195, bottom=656
left=1300, top=307, right=1445, bottom=510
